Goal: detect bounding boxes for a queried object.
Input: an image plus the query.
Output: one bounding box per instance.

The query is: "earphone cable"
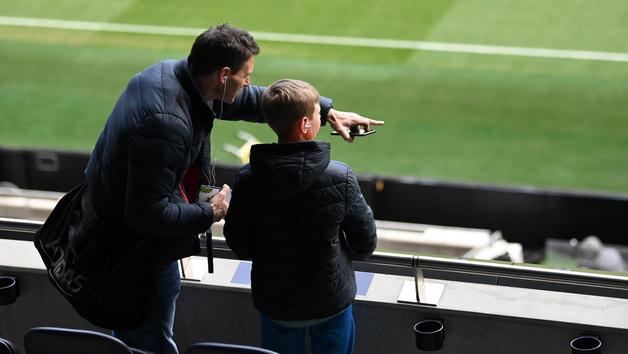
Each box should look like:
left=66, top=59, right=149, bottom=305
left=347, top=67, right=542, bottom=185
left=209, top=77, right=228, bottom=185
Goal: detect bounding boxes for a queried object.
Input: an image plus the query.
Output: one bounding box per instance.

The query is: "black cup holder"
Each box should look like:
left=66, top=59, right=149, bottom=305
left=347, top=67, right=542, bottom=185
left=414, top=319, right=444, bottom=351
left=570, top=335, right=602, bottom=353
left=0, top=275, right=19, bottom=305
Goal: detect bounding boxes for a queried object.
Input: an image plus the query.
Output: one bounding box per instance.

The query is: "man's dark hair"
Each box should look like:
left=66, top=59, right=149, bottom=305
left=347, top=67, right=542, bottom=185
left=188, top=24, right=260, bottom=76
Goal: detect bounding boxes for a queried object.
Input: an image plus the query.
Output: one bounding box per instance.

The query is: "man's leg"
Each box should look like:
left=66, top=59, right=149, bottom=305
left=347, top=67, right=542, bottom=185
left=260, top=314, right=306, bottom=354
left=309, top=305, right=355, bottom=354
left=113, top=261, right=181, bottom=354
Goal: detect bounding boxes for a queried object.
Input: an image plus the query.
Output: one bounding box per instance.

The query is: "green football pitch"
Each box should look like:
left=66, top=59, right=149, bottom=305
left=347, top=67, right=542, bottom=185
left=1, top=0, right=627, bottom=193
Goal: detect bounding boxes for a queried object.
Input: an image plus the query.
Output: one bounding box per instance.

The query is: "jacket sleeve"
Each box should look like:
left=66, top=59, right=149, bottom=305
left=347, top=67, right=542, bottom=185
left=341, top=168, right=377, bottom=260
left=124, top=113, right=214, bottom=238
left=223, top=170, right=254, bottom=259
left=216, top=85, right=333, bottom=125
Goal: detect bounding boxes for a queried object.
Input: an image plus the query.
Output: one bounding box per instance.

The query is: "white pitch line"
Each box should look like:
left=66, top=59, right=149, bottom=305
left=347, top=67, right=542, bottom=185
left=2, top=15, right=628, bottom=63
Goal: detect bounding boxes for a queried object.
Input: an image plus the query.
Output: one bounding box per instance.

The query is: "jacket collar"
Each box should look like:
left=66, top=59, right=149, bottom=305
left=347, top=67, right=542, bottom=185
left=174, top=58, right=216, bottom=119
left=250, top=141, right=331, bottom=195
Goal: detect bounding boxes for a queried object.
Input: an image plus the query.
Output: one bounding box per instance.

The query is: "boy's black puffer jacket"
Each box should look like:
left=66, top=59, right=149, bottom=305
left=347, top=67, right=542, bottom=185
left=224, top=141, right=377, bottom=320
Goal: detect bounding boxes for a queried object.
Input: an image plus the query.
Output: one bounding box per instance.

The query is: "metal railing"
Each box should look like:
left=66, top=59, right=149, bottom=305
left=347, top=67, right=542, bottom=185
left=3, top=217, right=628, bottom=299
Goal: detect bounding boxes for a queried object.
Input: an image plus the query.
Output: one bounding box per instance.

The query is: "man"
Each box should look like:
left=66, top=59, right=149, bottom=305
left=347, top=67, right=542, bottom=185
left=80, top=24, right=382, bottom=354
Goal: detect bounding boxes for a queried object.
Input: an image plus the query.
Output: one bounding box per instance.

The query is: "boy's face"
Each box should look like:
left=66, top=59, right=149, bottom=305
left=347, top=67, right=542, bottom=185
left=306, top=103, right=321, bottom=140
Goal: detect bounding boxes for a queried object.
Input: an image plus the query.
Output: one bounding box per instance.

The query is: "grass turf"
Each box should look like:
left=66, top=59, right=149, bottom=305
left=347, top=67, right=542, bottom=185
left=1, top=0, right=628, bottom=193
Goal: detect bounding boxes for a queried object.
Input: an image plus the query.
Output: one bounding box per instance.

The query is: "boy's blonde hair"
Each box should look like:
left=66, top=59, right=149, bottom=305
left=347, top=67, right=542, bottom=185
left=262, top=79, right=320, bottom=137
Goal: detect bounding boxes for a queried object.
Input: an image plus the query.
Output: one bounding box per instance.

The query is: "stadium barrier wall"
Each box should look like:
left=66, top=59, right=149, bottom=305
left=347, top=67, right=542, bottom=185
left=2, top=221, right=628, bottom=354
left=2, top=146, right=628, bottom=250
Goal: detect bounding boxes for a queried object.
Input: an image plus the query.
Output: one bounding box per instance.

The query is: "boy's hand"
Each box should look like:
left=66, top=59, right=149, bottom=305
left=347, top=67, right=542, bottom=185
left=211, top=184, right=231, bottom=222
left=327, top=109, right=384, bottom=142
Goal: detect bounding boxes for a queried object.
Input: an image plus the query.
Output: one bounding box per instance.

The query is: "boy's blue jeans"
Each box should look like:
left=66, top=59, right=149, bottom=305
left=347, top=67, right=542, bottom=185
left=261, top=305, right=355, bottom=354
left=113, top=261, right=181, bottom=354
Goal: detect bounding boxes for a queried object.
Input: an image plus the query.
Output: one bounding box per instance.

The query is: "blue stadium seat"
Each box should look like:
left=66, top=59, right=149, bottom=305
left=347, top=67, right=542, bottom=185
left=24, top=327, right=152, bottom=354
left=0, top=337, right=19, bottom=354
left=185, top=342, right=278, bottom=354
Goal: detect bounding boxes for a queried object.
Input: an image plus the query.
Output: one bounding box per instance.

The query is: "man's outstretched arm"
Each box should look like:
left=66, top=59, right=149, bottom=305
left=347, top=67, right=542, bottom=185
left=220, top=85, right=384, bottom=142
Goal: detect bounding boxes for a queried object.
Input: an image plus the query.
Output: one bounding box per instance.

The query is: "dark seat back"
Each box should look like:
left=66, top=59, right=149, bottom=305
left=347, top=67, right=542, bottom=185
left=24, top=327, right=134, bottom=354
left=185, top=342, right=278, bottom=354
left=0, top=337, right=19, bottom=354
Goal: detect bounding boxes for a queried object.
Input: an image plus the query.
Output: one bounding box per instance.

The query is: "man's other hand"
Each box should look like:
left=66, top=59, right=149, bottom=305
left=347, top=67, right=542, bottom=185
left=211, top=184, right=231, bottom=222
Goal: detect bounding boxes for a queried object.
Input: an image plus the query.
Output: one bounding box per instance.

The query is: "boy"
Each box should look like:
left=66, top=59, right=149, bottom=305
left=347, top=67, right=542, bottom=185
left=224, top=79, right=377, bottom=354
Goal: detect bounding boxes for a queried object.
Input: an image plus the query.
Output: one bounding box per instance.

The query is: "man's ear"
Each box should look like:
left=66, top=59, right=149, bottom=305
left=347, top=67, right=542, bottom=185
left=220, top=67, right=231, bottom=84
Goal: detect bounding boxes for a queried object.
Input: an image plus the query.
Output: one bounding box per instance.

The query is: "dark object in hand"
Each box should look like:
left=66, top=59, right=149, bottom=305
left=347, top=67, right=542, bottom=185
left=331, top=124, right=376, bottom=137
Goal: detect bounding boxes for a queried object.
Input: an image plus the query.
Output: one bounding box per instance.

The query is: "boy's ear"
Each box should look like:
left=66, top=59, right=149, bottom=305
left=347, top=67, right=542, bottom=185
left=299, top=116, right=310, bottom=133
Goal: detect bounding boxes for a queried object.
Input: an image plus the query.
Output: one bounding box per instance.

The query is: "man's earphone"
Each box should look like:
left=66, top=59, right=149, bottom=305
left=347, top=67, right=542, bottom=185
left=218, top=73, right=229, bottom=120
left=304, top=123, right=311, bottom=129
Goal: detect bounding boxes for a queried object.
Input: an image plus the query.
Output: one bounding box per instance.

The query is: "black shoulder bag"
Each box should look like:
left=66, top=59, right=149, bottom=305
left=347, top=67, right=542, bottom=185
left=33, top=183, right=156, bottom=330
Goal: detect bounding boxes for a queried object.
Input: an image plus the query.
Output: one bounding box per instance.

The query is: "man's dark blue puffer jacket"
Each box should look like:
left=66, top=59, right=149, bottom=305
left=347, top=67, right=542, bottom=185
left=224, top=141, right=377, bottom=321
left=82, top=58, right=275, bottom=260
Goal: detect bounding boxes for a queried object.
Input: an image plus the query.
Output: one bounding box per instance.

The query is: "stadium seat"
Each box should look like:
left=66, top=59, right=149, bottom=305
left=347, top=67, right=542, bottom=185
left=24, top=327, right=152, bottom=354
left=0, top=336, right=19, bottom=354
left=185, top=342, right=278, bottom=354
